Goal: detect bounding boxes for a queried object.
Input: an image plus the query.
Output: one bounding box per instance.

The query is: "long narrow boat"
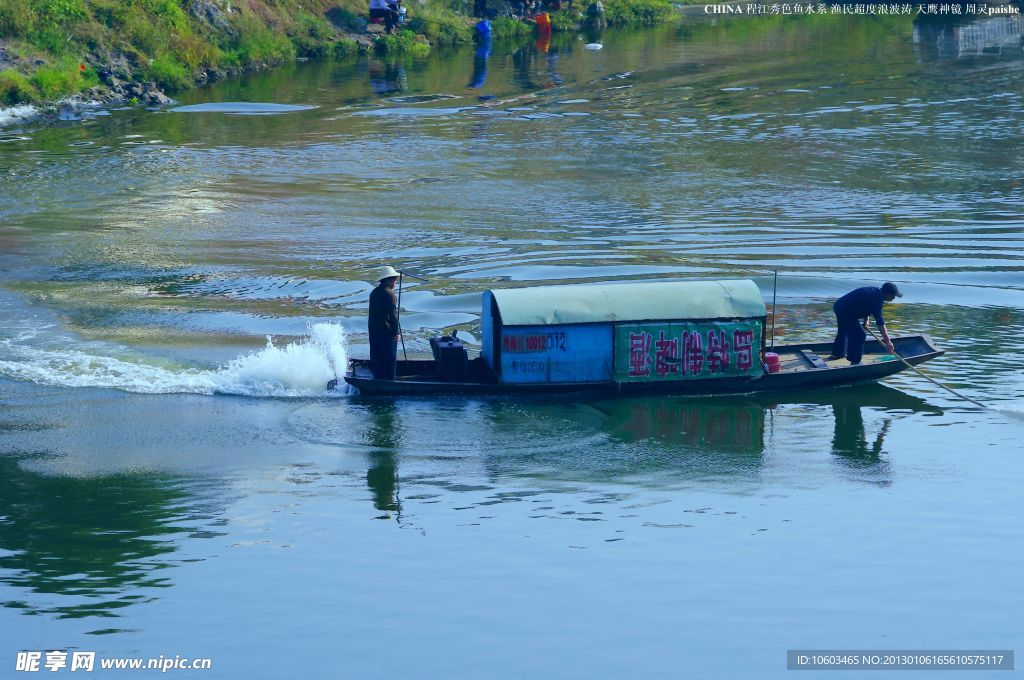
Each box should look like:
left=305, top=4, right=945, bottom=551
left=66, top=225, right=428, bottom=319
left=343, top=279, right=944, bottom=397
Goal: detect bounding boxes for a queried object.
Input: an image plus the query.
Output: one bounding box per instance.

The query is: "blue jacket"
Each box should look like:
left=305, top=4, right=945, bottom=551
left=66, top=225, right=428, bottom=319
left=834, top=286, right=886, bottom=326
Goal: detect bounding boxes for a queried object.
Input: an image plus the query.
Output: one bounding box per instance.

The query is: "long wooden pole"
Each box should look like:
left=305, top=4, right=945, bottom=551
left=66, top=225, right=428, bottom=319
left=394, top=273, right=406, bottom=380
left=865, top=325, right=987, bottom=409
left=392, top=270, right=429, bottom=380
left=771, top=269, right=778, bottom=350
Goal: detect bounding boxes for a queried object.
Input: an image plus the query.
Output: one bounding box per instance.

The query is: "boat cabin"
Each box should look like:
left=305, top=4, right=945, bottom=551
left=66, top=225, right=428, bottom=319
left=480, top=279, right=768, bottom=386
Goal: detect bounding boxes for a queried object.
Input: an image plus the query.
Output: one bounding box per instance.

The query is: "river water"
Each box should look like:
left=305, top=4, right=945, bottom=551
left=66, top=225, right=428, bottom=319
left=1, top=14, right=1023, bottom=678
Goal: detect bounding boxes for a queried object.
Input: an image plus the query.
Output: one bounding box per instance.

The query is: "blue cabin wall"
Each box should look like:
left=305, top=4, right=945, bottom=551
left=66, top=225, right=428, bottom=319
left=480, top=288, right=768, bottom=385
left=481, top=318, right=768, bottom=385
left=482, top=291, right=496, bottom=370
left=499, top=324, right=613, bottom=384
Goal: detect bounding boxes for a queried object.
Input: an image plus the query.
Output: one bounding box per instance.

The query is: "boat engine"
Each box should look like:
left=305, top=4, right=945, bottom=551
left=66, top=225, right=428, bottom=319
left=430, top=334, right=468, bottom=382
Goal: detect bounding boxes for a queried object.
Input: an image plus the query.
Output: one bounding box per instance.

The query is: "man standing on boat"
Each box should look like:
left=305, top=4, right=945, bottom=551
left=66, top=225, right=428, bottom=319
left=828, top=282, right=901, bottom=365
left=369, top=266, right=401, bottom=380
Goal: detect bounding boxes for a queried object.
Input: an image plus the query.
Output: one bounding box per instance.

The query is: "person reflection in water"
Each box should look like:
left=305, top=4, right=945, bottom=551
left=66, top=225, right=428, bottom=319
left=831, top=403, right=891, bottom=465
left=368, top=60, right=407, bottom=96
left=469, top=21, right=492, bottom=89
left=365, top=402, right=401, bottom=518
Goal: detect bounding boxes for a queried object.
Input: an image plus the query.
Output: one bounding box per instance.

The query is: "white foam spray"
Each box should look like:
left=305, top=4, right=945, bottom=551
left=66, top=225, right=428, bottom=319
left=0, top=104, right=39, bottom=128
left=0, top=322, right=352, bottom=397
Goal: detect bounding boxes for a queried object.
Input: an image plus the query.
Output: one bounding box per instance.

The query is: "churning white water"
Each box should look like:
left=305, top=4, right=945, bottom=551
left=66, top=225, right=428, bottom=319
left=0, top=104, right=38, bottom=128
left=0, top=323, right=350, bottom=397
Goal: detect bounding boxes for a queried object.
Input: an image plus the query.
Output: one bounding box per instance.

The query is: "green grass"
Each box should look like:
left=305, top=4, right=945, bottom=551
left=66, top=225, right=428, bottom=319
left=27, top=58, right=97, bottom=99
left=291, top=10, right=337, bottom=57
left=331, top=38, right=360, bottom=60
left=604, top=0, right=673, bottom=25
left=549, top=10, right=581, bottom=31
left=0, top=69, right=38, bottom=105
left=491, top=16, right=534, bottom=40
left=144, top=53, right=190, bottom=90
left=0, top=0, right=678, bottom=107
left=407, top=7, right=473, bottom=46
left=232, top=11, right=298, bottom=64
left=376, top=29, right=432, bottom=57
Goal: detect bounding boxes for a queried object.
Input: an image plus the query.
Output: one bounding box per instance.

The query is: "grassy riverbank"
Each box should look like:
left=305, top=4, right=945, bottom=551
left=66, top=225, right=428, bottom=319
left=0, top=0, right=674, bottom=108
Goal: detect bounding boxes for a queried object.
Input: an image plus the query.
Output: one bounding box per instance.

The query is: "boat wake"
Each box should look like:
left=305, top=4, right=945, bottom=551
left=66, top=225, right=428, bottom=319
left=993, top=407, right=1024, bottom=424
left=0, top=323, right=352, bottom=397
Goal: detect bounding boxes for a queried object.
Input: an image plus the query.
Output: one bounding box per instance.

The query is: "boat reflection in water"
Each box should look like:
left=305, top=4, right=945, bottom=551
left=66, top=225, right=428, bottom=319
left=320, top=382, right=943, bottom=511
left=598, top=384, right=936, bottom=475
left=468, top=384, right=941, bottom=486
left=585, top=396, right=767, bottom=479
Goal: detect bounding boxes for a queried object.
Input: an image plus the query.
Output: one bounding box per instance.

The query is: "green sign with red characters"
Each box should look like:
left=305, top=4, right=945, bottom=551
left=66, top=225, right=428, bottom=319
left=614, top=321, right=764, bottom=382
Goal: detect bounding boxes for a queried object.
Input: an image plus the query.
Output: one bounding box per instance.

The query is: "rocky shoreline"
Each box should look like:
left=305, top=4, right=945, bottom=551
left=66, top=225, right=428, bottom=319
left=0, top=0, right=675, bottom=128
left=1, top=44, right=313, bottom=127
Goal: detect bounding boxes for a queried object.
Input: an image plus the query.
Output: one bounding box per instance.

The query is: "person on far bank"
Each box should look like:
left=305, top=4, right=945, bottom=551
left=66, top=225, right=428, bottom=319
left=369, top=0, right=397, bottom=33
left=369, top=266, right=401, bottom=380
left=827, top=282, right=902, bottom=365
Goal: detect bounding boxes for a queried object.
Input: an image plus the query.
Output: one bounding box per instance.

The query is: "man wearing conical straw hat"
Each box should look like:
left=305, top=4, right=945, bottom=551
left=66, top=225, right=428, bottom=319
left=368, top=266, right=400, bottom=380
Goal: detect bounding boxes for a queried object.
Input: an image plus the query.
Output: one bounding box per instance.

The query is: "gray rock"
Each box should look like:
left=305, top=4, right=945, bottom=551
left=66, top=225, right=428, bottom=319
left=146, top=91, right=174, bottom=106
left=187, top=0, right=237, bottom=38
left=127, top=83, right=144, bottom=97
left=56, top=103, right=80, bottom=121
left=0, top=41, right=15, bottom=70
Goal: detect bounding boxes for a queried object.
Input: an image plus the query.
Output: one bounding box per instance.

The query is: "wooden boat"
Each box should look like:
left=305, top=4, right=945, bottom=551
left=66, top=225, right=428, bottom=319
left=344, top=335, right=944, bottom=396
left=343, top=279, right=944, bottom=397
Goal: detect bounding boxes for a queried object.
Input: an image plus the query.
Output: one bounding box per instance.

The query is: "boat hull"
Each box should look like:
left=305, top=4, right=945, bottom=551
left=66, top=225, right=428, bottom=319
left=343, top=335, right=944, bottom=398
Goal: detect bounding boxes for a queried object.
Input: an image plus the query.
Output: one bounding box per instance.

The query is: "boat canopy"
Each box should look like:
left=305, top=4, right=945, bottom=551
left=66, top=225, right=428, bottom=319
left=487, top=279, right=767, bottom=327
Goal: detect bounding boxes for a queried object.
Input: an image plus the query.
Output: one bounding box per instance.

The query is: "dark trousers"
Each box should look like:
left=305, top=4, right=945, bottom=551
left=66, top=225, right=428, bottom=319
left=370, top=7, right=397, bottom=30
left=474, top=0, right=487, bottom=17
left=370, top=333, right=398, bottom=380
left=832, top=312, right=866, bottom=364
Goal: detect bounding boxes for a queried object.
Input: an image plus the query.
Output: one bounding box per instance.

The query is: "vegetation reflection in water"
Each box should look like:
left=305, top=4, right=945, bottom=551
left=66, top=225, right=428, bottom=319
left=0, top=453, right=221, bottom=622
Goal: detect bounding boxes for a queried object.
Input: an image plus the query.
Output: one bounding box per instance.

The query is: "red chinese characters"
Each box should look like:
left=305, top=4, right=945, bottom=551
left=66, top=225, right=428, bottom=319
left=706, top=329, right=730, bottom=373
left=733, top=329, right=754, bottom=372
left=683, top=331, right=704, bottom=375
left=620, top=323, right=761, bottom=381
left=628, top=331, right=653, bottom=377
left=654, top=330, right=679, bottom=378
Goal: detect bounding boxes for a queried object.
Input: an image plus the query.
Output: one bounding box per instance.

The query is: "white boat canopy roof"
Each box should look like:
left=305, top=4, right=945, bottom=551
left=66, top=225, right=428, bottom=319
left=487, top=279, right=767, bottom=327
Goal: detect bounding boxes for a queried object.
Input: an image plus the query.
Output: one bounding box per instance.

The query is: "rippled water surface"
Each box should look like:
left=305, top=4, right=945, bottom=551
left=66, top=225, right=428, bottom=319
left=2, top=14, right=1023, bottom=678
